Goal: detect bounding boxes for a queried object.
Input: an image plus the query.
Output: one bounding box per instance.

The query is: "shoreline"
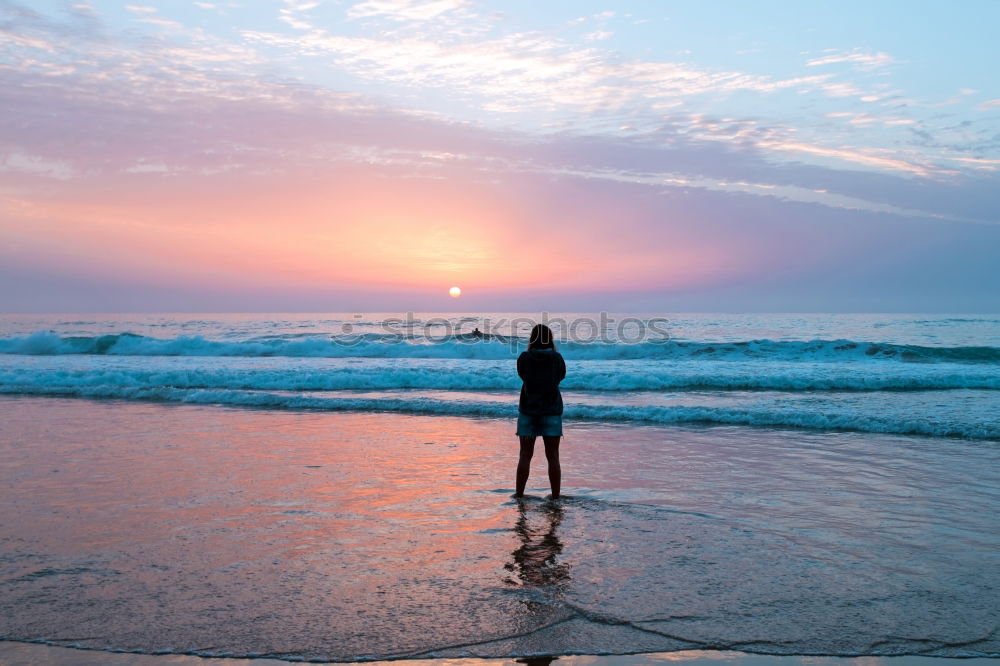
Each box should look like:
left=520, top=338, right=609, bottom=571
left=2, top=641, right=997, bottom=665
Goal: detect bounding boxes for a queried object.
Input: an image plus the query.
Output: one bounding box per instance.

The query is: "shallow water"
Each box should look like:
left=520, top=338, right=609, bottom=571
left=1, top=396, right=997, bottom=660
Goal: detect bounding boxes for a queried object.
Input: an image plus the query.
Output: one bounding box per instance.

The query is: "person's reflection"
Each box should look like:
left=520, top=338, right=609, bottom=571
left=503, top=499, right=570, bottom=588
left=515, top=657, right=559, bottom=666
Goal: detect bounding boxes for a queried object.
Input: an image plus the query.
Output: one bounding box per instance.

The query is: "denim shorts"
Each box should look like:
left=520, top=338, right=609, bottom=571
left=516, top=412, right=563, bottom=437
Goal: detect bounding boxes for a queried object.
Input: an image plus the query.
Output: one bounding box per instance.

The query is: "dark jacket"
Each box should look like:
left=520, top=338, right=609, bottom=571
left=517, top=348, right=566, bottom=415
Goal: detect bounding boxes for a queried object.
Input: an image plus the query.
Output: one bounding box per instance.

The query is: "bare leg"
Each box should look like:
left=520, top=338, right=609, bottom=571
left=515, top=436, right=535, bottom=497
left=543, top=436, right=561, bottom=499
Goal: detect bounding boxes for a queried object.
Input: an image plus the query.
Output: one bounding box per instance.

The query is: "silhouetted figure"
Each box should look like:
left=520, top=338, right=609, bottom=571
left=472, top=326, right=483, bottom=338
left=515, top=324, right=566, bottom=498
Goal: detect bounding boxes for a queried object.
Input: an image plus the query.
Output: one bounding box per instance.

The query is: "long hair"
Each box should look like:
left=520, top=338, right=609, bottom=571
left=527, top=324, right=556, bottom=351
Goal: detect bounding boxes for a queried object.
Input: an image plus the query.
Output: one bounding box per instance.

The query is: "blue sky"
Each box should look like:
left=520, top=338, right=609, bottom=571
left=1, top=0, right=998, bottom=312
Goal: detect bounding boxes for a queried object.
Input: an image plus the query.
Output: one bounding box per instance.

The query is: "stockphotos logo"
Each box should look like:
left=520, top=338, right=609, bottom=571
left=333, top=313, right=672, bottom=347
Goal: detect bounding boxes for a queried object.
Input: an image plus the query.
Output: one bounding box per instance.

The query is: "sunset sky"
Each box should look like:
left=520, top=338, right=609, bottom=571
left=2, top=0, right=998, bottom=312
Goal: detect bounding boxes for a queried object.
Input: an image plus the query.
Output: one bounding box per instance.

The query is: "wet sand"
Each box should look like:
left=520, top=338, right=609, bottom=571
left=1, top=396, right=997, bottom=660
left=0, top=641, right=994, bottom=665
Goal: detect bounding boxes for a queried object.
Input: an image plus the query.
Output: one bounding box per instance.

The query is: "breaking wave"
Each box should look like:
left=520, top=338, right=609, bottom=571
left=3, top=331, right=1000, bottom=363
left=1, top=364, right=998, bottom=393
left=1, top=382, right=997, bottom=439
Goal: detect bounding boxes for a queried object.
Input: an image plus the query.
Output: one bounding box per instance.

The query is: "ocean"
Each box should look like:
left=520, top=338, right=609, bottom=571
left=0, top=313, right=998, bottom=660
left=1, top=313, right=999, bottom=439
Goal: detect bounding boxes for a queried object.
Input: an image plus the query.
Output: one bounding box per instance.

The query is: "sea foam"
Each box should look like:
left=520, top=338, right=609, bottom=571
left=1, top=376, right=997, bottom=439
left=1, top=361, right=998, bottom=393
left=3, top=330, right=999, bottom=363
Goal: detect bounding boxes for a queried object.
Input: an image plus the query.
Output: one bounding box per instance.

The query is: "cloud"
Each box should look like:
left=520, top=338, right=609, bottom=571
left=977, top=99, right=1000, bottom=110
left=757, top=140, right=931, bottom=176
left=2, top=89, right=997, bottom=312
left=137, top=16, right=184, bottom=30
left=241, top=1, right=943, bottom=166
left=820, top=81, right=863, bottom=98
left=346, top=0, right=469, bottom=21
left=1, top=152, right=74, bottom=179
left=947, top=156, right=1000, bottom=172
left=0, top=2, right=996, bottom=312
left=22, top=0, right=961, bottom=185
left=807, top=49, right=895, bottom=70
left=2, top=1, right=998, bottom=223
left=0, top=28, right=57, bottom=52
left=244, top=27, right=831, bottom=120
left=6, top=43, right=996, bottom=228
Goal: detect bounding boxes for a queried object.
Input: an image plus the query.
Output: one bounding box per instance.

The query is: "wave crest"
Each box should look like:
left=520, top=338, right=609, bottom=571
left=2, top=365, right=997, bottom=393
left=1, top=383, right=995, bottom=439
left=3, top=331, right=999, bottom=363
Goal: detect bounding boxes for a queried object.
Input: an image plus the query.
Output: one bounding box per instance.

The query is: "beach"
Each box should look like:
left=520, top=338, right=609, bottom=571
left=6, top=0, right=1000, bottom=659
left=0, top=313, right=998, bottom=661
left=1, top=396, right=998, bottom=658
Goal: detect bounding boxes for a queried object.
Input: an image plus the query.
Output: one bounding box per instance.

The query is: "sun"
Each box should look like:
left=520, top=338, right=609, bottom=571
left=449, top=286, right=462, bottom=298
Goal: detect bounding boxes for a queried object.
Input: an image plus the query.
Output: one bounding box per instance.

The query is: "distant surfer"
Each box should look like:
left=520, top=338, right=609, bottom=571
left=514, top=324, right=566, bottom=499
left=472, top=326, right=483, bottom=338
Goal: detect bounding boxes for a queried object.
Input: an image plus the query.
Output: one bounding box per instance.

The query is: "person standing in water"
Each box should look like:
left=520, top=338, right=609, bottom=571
left=515, top=324, right=566, bottom=499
